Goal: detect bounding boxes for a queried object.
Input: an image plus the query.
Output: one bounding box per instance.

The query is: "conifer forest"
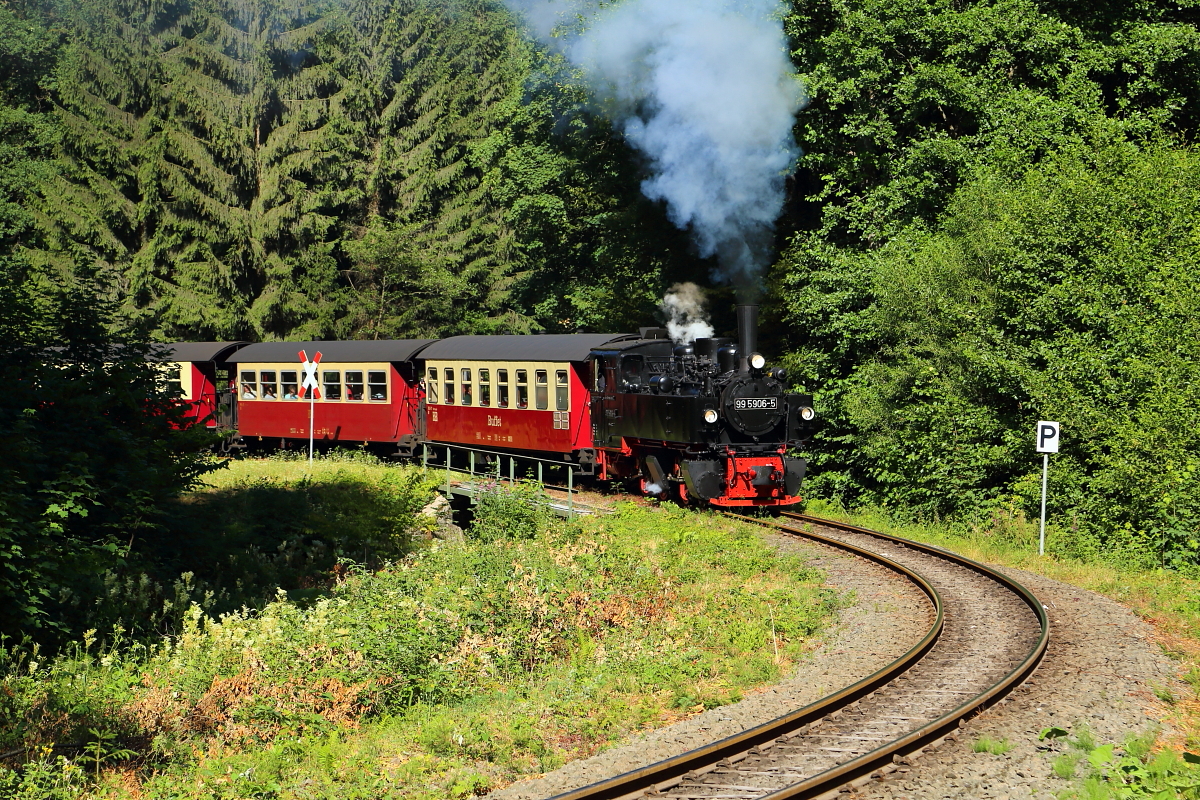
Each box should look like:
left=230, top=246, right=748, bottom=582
left=6, top=0, right=1200, bottom=648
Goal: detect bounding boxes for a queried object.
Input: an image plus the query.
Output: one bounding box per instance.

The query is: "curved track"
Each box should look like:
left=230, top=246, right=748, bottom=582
left=546, top=512, right=1049, bottom=800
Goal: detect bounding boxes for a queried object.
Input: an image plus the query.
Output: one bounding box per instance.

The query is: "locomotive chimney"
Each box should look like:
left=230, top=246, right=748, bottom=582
left=736, top=304, right=758, bottom=373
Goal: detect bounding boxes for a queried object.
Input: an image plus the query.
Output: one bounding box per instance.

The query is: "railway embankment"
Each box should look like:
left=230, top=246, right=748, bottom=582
left=488, top=508, right=1199, bottom=800
left=0, top=458, right=839, bottom=799
left=4, top=461, right=1200, bottom=798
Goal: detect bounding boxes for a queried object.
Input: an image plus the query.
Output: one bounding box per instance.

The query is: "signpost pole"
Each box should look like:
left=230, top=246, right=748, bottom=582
left=1034, top=420, right=1060, bottom=557
left=299, top=349, right=322, bottom=471
left=1039, top=452, right=1048, bottom=556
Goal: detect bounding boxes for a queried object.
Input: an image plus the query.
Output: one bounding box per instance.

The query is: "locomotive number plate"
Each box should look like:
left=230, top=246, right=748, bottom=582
left=735, top=397, right=778, bottom=410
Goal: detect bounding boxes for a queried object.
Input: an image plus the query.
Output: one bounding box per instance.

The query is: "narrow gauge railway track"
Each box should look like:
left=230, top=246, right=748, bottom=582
left=547, top=512, right=1049, bottom=800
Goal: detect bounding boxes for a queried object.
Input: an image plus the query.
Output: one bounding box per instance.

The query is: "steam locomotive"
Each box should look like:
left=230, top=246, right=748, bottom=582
left=152, top=304, right=816, bottom=507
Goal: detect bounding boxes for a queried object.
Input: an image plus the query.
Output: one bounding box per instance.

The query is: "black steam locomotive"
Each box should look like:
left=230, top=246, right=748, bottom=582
left=587, top=305, right=815, bottom=506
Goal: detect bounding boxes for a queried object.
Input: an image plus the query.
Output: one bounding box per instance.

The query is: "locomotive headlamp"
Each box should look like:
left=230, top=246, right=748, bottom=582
left=703, top=408, right=719, bottom=424
left=800, top=406, right=816, bottom=421
left=749, top=353, right=766, bottom=370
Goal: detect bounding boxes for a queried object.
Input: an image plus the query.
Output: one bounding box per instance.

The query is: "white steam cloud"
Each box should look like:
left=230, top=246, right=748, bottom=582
left=660, top=282, right=714, bottom=344
left=504, top=0, right=805, bottom=294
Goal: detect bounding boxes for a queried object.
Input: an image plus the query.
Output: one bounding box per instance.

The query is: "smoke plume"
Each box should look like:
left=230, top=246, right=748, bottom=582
left=660, top=282, right=714, bottom=344
left=505, top=0, right=805, bottom=294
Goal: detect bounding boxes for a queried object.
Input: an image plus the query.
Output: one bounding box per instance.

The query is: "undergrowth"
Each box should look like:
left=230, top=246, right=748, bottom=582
left=1039, top=726, right=1200, bottom=798
left=0, top=464, right=837, bottom=798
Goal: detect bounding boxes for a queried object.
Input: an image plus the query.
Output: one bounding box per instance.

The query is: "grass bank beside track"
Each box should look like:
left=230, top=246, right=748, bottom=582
left=800, top=499, right=1200, bottom=798
left=0, top=458, right=839, bottom=799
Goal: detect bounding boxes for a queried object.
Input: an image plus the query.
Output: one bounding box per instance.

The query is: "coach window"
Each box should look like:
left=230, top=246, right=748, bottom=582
left=281, top=371, right=299, bottom=399
left=556, top=370, right=569, bottom=411
left=461, top=368, right=473, bottom=406
left=427, top=368, right=438, bottom=403
left=516, top=369, right=528, bottom=409
left=534, top=370, right=548, bottom=410
left=323, top=370, right=342, bottom=401
left=369, top=371, right=388, bottom=401
left=260, top=370, right=278, bottom=400
left=497, top=369, right=509, bottom=408
left=240, top=370, right=258, bottom=400
left=345, top=371, right=364, bottom=401
left=167, top=366, right=185, bottom=398
left=444, top=374, right=455, bottom=404
left=479, top=368, right=491, bottom=406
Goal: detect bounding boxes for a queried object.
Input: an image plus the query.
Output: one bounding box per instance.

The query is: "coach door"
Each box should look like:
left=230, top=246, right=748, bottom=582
left=214, top=367, right=235, bottom=431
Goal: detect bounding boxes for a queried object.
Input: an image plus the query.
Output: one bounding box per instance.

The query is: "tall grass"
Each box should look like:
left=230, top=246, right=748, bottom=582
left=0, top=463, right=838, bottom=798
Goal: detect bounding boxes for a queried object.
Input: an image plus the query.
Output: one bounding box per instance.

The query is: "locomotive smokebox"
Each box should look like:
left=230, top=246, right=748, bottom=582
left=736, top=304, right=759, bottom=373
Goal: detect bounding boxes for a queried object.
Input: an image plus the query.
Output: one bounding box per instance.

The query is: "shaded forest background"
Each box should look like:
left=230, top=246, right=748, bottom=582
left=5, top=0, right=1200, bottom=642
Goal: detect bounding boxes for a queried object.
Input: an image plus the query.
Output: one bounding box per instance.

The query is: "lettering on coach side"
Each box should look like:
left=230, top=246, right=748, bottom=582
left=430, top=409, right=439, bottom=422
left=487, top=415, right=502, bottom=427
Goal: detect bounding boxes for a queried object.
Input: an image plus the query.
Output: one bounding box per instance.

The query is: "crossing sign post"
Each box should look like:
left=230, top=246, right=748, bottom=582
left=1036, top=421, right=1060, bottom=555
left=299, top=350, right=322, bottom=467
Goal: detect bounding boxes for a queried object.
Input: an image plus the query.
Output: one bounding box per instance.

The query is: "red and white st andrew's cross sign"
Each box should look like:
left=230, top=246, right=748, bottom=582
left=298, top=350, right=323, bottom=399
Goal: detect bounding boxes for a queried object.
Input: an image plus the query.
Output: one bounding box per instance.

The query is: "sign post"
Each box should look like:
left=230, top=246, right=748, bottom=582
left=299, top=350, right=323, bottom=467
left=1035, top=420, right=1060, bottom=556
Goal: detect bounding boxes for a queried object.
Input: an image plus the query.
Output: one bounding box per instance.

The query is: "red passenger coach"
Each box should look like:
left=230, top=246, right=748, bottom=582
left=227, top=340, right=436, bottom=451
left=151, top=342, right=247, bottom=428
left=419, top=335, right=628, bottom=467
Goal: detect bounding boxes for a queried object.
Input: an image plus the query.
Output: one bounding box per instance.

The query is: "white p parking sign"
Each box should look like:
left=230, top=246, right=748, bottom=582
left=1036, top=421, right=1060, bottom=454
left=1035, top=420, right=1060, bottom=555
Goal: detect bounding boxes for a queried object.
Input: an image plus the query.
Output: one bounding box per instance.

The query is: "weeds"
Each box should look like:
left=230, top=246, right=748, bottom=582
left=1051, top=729, right=1200, bottom=799
left=972, top=736, right=1013, bottom=755
left=0, top=466, right=837, bottom=798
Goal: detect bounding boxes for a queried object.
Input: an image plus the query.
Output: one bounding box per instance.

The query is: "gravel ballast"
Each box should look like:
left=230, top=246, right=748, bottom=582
left=486, top=526, right=1181, bottom=800
left=848, top=564, right=1179, bottom=800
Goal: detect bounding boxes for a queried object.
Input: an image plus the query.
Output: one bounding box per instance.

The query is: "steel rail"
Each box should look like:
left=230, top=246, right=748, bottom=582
left=544, top=511, right=1049, bottom=800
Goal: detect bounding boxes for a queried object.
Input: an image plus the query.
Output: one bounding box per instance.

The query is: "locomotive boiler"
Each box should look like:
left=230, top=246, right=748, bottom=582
left=588, top=304, right=815, bottom=506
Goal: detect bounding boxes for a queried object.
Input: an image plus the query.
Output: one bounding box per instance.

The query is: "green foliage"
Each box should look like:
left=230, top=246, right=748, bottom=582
left=0, top=270, right=222, bottom=643
left=783, top=0, right=1200, bottom=246
left=0, top=755, right=87, bottom=800
left=973, top=736, right=1014, bottom=755
left=778, top=0, right=1200, bottom=564
left=81, top=461, right=437, bottom=640
left=470, top=481, right=551, bottom=542
left=17, top=0, right=694, bottom=340
left=787, top=140, right=1200, bottom=565
left=0, top=505, right=836, bottom=797
left=1057, top=731, right=1200, bottom=799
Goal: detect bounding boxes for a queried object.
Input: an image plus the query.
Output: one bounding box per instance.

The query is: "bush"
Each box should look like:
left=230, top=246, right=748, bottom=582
left=785, top=139, right=1200, bottom=567
left=470, top=482, right=551, bottom=543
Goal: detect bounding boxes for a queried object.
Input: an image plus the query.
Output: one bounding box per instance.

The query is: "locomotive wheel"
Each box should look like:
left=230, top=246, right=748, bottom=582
left=674, top=481, right=690, bottom=506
